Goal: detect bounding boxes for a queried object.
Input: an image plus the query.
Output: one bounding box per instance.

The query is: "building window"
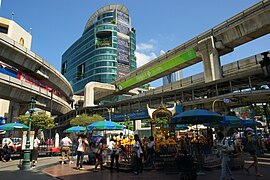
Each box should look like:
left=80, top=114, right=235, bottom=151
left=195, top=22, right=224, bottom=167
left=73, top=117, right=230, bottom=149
left=77, top=63, right=85, bottom=80
left=96, top=31, right=112, bottom=48
left=61, top=61, right=67, bottom=75
left=0, top=25, right=8, bottom=34
left=19, top=37, right=24, bottom=46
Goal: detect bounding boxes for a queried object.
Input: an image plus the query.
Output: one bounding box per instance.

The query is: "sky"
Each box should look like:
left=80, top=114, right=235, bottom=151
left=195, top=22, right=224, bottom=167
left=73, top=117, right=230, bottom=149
left=1, top=0, right=270, bottom=87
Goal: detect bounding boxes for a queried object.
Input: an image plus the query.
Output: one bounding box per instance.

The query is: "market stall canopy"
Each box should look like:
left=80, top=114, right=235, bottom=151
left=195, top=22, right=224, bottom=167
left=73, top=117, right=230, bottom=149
left=241, top=119, right=263, bottom=127
left=190, top=124, right=208, bottom=130
left=175, top=124, right=189, bottom=130
left=87, top=120, right=124, bottom=132
left=170, top=109, right=224, bottom=125
left=204, top=116, right=263, bottom=128
left=106, top=128, right=134, bottom=135
left=218, top=116, right=242, bottom=126
left=0, top=122, right=29, bottom=131
left=63, top=126, right=86, bottom=133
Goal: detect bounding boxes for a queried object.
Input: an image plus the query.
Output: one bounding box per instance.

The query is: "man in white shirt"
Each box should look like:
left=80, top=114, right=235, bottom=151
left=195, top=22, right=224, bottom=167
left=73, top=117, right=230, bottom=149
left=1, top=134, right=13, bottom=162
left=60, top=134, right=73, bottom=164
left=32, top=136, right=40, bottom=166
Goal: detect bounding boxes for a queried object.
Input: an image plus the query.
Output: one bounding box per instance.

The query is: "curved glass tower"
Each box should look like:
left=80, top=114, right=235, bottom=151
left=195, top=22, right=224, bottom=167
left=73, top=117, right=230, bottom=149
left=62, top=4, right=136, bottom=94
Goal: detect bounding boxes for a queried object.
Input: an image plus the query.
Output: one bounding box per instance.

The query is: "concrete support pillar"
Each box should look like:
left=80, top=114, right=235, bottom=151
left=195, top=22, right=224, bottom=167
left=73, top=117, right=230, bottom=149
left=19, top=104, right=29, bottom=116
left=9, top=102, right=20, bottom=123
left=0, top=99, right=22, bottom=123
left=0, top=99, right=10, bottom=121
left=84, top=82, right=115, bottom=107
left=197, top=36, right=222, bottom=82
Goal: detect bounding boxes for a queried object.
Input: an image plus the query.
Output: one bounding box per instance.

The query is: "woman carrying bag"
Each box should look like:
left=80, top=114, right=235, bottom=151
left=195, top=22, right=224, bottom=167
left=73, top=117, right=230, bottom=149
left=76, top=135, right=89, bottom=170
left=93, top=138, right=105, bottom=172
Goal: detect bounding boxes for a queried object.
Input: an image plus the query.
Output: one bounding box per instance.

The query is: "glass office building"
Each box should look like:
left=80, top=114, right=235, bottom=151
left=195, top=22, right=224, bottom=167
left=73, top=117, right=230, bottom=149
left=163, top=70, right=183, bottom=85
left=62, top=4, right=136, bottom=94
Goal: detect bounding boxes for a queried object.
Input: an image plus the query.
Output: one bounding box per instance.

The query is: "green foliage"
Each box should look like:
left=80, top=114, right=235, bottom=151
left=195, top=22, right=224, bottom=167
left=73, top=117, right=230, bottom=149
left=141, top=118, right=168, bottom=128
left=119, top=121, right=134, bottom=130
left=70, top=113, right=104, bottom=126
left=111, top=19, right=116, bottom=24
left=141, top=119, right=150, bottom=127
left=140, top=84, right=151, bottom=90
left=234, top=105, right=270, bottom=120
left=156, top=117, right=168, bottom=126
left=17, top=112, right=54, bottom=132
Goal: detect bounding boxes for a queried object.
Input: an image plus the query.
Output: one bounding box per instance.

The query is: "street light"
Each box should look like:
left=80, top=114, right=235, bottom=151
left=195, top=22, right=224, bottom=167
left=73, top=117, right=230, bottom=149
left=212, top=98, right=230, bottom=112
left=106, top=107, right=111, bottom=121
left=49, top=89, right=53, bottom=146
left=19, top=97, right=36, bottom=170
left=262, top=103, right=270, bottom=131
left=124, top=114, right=130, bottom=137
left=259, top=52, right=270, bottom=78
left=74, top=103, right=79, bottom=117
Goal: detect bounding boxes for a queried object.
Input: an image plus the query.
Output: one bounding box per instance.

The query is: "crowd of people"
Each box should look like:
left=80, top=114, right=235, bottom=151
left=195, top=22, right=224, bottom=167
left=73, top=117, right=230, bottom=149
left=58, top=132, right=157, bottom=175
left=56, top=126, right=268, bottom=178
left=2, top=126, right=268, bottom=179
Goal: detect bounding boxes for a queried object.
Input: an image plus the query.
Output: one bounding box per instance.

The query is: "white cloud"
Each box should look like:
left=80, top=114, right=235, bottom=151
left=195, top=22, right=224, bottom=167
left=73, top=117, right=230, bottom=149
left=160, top=50, right=165, bottom=55
left=136, top=43, right=154, bottom=51
left=135, top=51, right=157, bottom=67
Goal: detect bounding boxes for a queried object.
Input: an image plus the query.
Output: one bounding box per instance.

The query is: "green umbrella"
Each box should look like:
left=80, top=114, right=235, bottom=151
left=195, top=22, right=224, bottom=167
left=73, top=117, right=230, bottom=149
left=63, top=126, right=86, bottom=133
left=171, top=109, right=224, bottom=124
left=87, top=120, right=124, bottom=131
left=0, top=122, right=29, bottom=131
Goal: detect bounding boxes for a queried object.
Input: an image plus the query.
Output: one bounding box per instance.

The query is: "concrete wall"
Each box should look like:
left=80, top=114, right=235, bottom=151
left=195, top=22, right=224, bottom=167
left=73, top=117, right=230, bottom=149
left=0, top=17, right=32, bottom=49
left=0, top=99, right=9, bottom=117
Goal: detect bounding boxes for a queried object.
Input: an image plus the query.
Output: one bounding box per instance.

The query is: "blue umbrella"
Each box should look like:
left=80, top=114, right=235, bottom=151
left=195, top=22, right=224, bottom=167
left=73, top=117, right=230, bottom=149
left=219, top=116, right=242, bottom=126
left=0, top=116, right=6, bottom=125
left=87, top=120, right=124, bottom=131
left=63, top=126, right=86, bottom=133
left=241, top=119, right=262, bottom=127
left=170, top=109, right=224, bottom=124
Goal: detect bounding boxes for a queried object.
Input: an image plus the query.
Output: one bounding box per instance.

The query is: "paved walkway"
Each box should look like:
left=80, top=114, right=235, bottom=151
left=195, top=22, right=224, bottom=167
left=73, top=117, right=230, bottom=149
left=0, top=156, right=60, bottom=180
left=0, top=155, right=270, bottom=180
left=41, top=158, right=270, bottom=180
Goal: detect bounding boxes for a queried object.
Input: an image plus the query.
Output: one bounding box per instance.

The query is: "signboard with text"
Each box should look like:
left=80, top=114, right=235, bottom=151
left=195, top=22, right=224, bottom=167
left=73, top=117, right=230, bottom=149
left=117, top=48, right=196, bottom=90
left=22, top=131, right=35, bottom=150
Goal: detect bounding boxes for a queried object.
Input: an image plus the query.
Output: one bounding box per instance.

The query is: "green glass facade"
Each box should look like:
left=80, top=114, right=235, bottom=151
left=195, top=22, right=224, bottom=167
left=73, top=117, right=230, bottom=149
left=61, top=4, right=136, bottom=94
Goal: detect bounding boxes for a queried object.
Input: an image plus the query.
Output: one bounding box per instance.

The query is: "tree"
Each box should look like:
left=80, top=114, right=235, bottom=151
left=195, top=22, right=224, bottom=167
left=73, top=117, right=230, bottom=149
left=140, top=84, right=151, bottom=90
left=70, top=113, right=104, bottom=126
left=156, top=117, right=168, bottom=126
left=17, top=112, right=54, bottom=133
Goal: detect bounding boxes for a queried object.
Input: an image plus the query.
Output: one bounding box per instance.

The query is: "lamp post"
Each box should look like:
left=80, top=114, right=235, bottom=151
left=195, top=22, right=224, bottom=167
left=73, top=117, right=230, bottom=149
left=262, top=103, right=270, bottom=131
left=49, top=89, right=53, bottom=146
left=20, top=97, right=36, bottom=170
left=212, top=98, right=230, bottom=112
left=259, top=52, right=270, bottom=131
left=106, top=107, right=111, bottom=121
left=74, top=103, right=79, bottom=117
left=259, top=52, right=270, bottom=78
left=125, top=114, right=130, bottom=137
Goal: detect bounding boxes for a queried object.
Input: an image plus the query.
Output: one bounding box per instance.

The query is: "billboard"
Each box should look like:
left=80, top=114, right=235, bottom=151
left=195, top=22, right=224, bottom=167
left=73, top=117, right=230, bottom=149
left=117, top=48, right=196, bottom=90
